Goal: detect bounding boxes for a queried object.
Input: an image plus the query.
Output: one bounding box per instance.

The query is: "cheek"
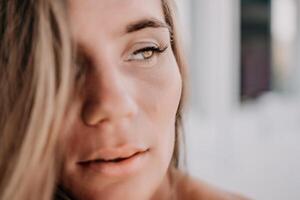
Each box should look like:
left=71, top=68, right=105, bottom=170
left=138, top=55, right=182, bottom=126
left=135, top=54, right=182, bottom=160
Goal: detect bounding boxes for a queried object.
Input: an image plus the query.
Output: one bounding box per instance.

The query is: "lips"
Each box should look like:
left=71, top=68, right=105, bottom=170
left=78, top=146, right=147, bottom=163
left=77, top=147, right=149, bottom=176
left=78, top=150, right=141, bottom=164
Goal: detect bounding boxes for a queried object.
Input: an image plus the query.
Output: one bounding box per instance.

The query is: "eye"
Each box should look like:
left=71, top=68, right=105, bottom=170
left=127, top=45, right=168, bottom=62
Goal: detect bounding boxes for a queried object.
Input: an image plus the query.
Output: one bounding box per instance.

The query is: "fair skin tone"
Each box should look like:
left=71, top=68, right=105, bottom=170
left=59, top=0, right=249, bottom=199
left=60, top=0, right=182, bottom=199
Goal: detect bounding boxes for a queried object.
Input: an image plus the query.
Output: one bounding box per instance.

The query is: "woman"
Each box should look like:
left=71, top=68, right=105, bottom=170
left=0, top=0, right=248, bottom=199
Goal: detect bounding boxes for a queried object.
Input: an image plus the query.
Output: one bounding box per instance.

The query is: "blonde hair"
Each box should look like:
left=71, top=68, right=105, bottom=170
left=162, top=0, right=188, bottom=168
left=0, top=0, right=74, bottom=199
left=0, top=0, right=187, bottom=199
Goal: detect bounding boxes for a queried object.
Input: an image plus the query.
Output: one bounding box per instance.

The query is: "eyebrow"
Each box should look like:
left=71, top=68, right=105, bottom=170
left=126, top=18, right=172, bottom=34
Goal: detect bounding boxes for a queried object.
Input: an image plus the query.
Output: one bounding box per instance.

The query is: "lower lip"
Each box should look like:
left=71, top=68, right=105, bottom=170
left=78, top=150, right=149, bottom=177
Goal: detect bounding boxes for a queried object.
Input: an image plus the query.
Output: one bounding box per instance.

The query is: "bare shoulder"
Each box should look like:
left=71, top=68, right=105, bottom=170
left=171, top=169, right=250, bottom=200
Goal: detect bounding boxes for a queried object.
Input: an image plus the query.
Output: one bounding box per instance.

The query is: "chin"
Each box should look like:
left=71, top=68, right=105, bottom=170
left=63, top=158, right=169, bottom=200
left=73, top=176, right=159, bottom=200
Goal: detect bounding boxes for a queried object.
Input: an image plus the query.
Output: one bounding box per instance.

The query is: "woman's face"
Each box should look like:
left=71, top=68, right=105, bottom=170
left=60, top=0, right=182, bottom=199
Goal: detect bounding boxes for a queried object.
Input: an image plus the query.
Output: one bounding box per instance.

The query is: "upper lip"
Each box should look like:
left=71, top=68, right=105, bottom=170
left=77, top=146, right=148, bottom=163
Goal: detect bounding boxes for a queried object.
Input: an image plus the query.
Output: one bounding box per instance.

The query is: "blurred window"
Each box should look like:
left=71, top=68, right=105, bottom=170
left=241, top=0, right=299, bottom=100
left=241, top=0, right=271, bottom=100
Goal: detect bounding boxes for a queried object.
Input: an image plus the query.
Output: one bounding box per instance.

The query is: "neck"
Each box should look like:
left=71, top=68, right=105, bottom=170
left=150, top=168, right=175, bottom=200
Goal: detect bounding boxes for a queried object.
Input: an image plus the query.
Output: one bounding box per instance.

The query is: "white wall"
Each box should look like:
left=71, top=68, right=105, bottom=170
left=177, top=0, right=300, bottom=199
left=188, top=0, right=240, bottom=117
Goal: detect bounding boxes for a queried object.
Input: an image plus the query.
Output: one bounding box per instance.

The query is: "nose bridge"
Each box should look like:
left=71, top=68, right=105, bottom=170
left=82, top=50, right=137, bottom=126
left=96, top=62, right=126, bottom=103
left=94, top=45, right=129, bottom=98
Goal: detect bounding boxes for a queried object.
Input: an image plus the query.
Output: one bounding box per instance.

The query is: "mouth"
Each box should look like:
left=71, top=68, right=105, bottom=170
left=78, top=151, right=141, bottom=164
left=77, top=148, right=149, bottom=176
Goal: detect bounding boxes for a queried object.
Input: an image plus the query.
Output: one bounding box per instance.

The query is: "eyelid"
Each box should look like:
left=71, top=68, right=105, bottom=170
left=128, top=41, right=159, bottom=51
left=127, top=45, right=168, bottom=63
left=125, top=41, right=168, bottom=59
left=133, top=45, right=167, bottom=55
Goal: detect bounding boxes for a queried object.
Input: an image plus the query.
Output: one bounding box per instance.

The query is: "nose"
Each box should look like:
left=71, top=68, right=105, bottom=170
left=81, top=58, right=138, bottom=126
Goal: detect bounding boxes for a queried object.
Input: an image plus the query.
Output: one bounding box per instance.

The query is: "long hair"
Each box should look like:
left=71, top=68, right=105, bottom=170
left=0, top=0, right=187, bottom=200
left=0, top=0, right=74, bottom=199
left=162, top=0, right=188, bottom=168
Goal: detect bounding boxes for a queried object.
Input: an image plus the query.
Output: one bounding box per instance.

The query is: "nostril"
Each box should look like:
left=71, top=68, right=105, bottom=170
left=81, top=102, right=107, bottom=126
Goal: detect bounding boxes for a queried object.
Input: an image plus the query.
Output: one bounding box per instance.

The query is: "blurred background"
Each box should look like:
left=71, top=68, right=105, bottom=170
left=176, top=0, right=300, bottom=199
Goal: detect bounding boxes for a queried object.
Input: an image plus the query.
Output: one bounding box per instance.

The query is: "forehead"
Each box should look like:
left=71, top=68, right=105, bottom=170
left=69, top=0, right=165, bottom=38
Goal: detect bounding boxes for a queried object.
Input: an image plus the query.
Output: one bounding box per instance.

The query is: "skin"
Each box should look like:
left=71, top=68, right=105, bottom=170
left=170, top=169, right=250, bottom=200
left=58, top=1, right=250, bottom=199
left=59, top=0, right=182, bottom=200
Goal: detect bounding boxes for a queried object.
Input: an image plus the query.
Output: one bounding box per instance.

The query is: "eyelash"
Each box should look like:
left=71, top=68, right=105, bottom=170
left=134, top=45, right=167, bottom=55
left=128, top=45, right=168, bottom=62
left=74, top=45, right=169, bottom=78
